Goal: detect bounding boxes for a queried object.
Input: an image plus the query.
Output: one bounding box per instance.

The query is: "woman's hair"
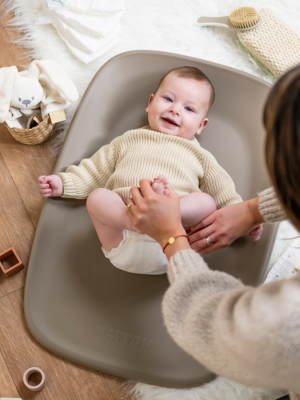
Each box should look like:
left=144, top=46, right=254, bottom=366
left=264, top=64, right=300, bottom=230
left=154, top=66, right=215, bottom=109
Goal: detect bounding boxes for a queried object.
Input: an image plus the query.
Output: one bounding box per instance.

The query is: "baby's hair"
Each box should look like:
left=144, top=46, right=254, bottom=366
left=154, top=66, right=215, bottom=109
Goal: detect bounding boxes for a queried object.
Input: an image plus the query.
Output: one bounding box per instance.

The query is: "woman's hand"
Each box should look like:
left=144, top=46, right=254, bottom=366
left=126, top=179, right=186, bottom=248
left=186, top=198, right=265, bottom=255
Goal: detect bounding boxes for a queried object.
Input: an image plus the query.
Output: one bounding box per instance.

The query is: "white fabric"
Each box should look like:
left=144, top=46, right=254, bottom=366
left=102, top=230, right=168, bottom=275
left=4, top=0, right=300, bottom=398
left=43, top=0, right=125, bottom=14
left=36, top=6, right=124, bottom=37
left=46, top=16, right=121, bottom=53
left=265, top=222, right=300, bottom=283
left=35, top=1, right=125, bottom=63
left=56, top=27, right=120, bottom=62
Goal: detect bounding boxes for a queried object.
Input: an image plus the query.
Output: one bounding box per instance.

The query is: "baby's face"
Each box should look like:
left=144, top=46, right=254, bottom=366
left=146, top=72, right=211, bottom=140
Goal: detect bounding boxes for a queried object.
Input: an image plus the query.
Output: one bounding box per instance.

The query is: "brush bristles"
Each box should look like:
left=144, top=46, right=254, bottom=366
left=230, top=7, right=260, bottom=29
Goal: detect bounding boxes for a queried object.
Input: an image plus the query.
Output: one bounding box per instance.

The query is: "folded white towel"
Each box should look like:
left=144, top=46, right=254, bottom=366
left=36, top=5, right=124, bottom=37
left=35, top=1, right=125, bottom=63
left=64, top=34, right=119, bottom=64
left=43, top=0, right=125, bottom=15
left=53, top=18, right=122, bottom=54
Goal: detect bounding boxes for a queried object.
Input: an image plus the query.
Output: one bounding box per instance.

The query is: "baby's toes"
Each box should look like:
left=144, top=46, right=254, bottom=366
left=155, top=174, right=166, bottom=183
left=163, top=185, right=170, bottom=196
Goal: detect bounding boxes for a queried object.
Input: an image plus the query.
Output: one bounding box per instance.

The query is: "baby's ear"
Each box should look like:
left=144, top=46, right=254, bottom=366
left=146, top=94, right=155, bottom=112
left=196, top=118, right=209, bottom=135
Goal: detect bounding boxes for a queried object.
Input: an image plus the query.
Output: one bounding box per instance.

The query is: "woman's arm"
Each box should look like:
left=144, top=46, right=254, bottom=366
left=127, top=179, right=300, bottom=392
left=187, top=197, right=264, bottom=255
left=162, top=248, right=300, bottom=392
left=187, top=187, right=287, bottom=255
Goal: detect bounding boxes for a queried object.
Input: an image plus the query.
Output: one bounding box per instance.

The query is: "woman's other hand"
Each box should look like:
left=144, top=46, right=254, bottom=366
left=186, top=198, right=265, bottom=255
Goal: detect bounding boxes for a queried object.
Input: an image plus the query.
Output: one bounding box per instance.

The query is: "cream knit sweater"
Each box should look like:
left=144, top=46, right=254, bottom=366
left=58, top=127, right=242, bottom=208
left=162, top=188, right=300, bottom=400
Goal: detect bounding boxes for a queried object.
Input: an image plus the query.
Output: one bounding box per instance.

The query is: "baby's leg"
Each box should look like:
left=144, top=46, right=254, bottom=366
left=180, top=192, right=216, bottom=227
left=152, top=175, right=216, bottom=227
left=86, top=188, right=137, bottom=251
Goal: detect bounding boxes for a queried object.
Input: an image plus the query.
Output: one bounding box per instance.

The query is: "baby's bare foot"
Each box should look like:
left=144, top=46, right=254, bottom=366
left=152, top=175, right=170, bottom=196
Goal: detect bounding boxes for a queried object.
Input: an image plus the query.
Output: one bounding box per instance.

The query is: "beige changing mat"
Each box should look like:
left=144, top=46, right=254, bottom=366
left=24, top=50, right=278, bottom=388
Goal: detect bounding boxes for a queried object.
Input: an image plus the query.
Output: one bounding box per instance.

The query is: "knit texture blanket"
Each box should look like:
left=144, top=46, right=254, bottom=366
left=3, top=0, right=300, bottom=398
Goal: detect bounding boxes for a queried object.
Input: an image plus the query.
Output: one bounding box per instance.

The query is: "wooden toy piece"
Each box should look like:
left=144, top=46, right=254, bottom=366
left=1, top=398, right=23, bottom=399
left=0, top=247, right=24, bottom=277
left=32, top=115, right=41, bottom=125
left=23, top=367, right=47, bottom=391
left=49, top=109, right=66, bottom=124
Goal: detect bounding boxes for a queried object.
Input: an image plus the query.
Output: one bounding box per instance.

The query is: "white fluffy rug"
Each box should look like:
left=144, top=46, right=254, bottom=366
left=3, top=0, right=300, bottom=398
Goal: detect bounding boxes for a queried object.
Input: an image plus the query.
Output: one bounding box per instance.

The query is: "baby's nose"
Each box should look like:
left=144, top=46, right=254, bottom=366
left=169, top=106, right=180, bottom=116
left=22, top=99, right=31, bottom=107
left=170, top=108, right=179, bottom=116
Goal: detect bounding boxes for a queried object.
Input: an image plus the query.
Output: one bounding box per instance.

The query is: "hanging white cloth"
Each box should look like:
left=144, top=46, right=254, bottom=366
left=44, top=0, right=125, bottom=15
left=35, top=0, right=125, bottom=63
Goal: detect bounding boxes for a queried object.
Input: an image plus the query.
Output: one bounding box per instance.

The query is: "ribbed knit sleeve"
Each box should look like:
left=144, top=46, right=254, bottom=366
left=163, top=249, right=300, bottom=395
left=58, top=136, right=121, bottom=199
left=200, top=150, right=242, bottom=208
left=258, top=187, right=287, bottom=223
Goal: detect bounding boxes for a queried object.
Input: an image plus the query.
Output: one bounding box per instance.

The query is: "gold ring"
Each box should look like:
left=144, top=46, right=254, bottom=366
left=206, top=236, right=213, bottom=246
left=127, top=202, right=134, bottom=209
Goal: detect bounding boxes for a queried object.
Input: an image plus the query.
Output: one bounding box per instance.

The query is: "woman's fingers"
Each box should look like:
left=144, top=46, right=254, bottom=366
left=188, top=224, right=215, bottom=243
left=130, top=185, right=142, bottom=199
left=186, top=213, right=216, bottom=235
left=190, top=232, right=217, bottom=253
left=138, top=179, right=155, bottom=199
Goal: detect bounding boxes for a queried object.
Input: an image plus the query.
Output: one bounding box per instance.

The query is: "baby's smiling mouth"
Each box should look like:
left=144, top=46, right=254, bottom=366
left=162, top=117, right=179, bottom=127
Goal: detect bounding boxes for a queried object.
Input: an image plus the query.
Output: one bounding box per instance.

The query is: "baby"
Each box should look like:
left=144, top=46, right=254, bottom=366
left=39, top=66, right=260, bottom=274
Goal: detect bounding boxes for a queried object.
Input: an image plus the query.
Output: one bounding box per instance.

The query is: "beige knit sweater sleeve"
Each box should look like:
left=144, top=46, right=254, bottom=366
left=162, top=189, right=300, bottom=396
left=200, top=150, right=242, bottom=208
left=58, top=136, right=121, bottom=199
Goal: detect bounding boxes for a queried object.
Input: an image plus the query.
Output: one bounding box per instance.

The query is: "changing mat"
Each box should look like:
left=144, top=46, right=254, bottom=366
left=24, top=51, right=278, bottom=388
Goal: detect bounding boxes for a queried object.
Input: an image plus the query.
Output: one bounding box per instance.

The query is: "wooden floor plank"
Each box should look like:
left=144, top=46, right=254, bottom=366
left=0, top=7, right=32, bottom=68
left=0, top=289, right=115, bottom=400
left=1, top=147, right=50, bottom=228
left=0, top=153, right=34, bottom=296
left=0, top=349, right=20, bottom=398
left=65, top=360, right=116, bottom=400
left=104, top=373, right=134, bottom=400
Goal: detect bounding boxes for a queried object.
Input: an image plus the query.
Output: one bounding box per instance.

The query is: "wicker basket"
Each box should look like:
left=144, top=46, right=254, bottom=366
left=5, top=114, right=55, bottom=145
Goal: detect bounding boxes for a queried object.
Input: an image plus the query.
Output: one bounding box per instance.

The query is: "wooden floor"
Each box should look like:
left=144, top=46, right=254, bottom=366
left=0, top=8, right=132, bottom=400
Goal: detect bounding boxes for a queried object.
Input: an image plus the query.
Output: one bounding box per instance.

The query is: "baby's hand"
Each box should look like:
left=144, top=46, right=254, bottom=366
left=247, top=224, right=263, bottom=241
left=38, top=175, right=64, bottom=197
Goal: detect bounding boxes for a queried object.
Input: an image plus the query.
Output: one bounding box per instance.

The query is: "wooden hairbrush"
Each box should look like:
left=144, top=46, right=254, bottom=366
left=197, top=7, right=300, bottom=76
left=197, top=7, right=261, bottom=31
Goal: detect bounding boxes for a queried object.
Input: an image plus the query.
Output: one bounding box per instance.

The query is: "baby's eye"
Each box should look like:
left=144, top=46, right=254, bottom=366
left=165, top=97, right=173, bottom=102
left=32, top=97, right=35, bottom=100
left=185, top=106, right=194, bottom=112
left=18, top=98, right=21, bottom=101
